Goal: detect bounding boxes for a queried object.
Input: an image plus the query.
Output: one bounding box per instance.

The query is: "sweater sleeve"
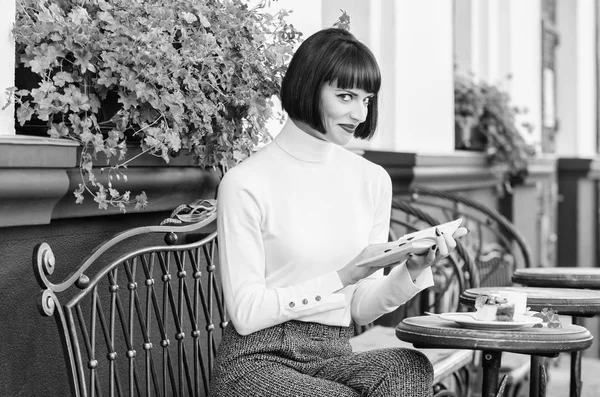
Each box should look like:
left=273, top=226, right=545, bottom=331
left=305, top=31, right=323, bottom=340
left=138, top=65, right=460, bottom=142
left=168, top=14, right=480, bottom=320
left=349, top=170, right=434, bottom=325
left=217, top=170, right=346, bottom=336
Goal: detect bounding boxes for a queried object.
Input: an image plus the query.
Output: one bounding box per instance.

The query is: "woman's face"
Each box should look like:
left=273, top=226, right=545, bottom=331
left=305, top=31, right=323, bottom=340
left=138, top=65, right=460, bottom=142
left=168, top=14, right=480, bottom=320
left=301, top=82, right=374, bottom=146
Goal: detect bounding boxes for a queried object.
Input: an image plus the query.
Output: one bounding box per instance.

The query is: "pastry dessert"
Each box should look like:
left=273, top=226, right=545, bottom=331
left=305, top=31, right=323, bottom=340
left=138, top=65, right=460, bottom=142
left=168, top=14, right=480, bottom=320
left=474, top=295, right=515, bottom=321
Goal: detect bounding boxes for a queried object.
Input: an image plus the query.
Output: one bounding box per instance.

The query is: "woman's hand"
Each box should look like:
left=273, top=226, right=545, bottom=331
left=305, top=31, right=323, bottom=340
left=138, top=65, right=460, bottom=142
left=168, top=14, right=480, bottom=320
left=337, top=227, right=468, bottom=288
left=405, top=227, right=468, bottom=282
left=337, top=242, right=395, bottom=287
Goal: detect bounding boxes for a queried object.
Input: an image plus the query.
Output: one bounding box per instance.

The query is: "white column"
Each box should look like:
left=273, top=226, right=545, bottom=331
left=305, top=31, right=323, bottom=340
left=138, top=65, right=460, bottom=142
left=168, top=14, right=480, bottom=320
left=454, top=0, right=477, bottom=76
left=508, top=0, right=542, bottom=148
left=488, top=0, right=512, bottom=85
left=390, top=0, right=454, bottom=153
left=555, top=0, right=597, bottom=156
left=474, top=0, right=491, bottom=81
left=0, top=0, right=16, bottom=135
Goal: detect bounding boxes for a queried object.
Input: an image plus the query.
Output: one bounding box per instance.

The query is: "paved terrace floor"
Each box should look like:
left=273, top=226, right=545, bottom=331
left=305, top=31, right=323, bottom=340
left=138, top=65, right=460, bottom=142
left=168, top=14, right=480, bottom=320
left=547, top=354, right=600, bottom=397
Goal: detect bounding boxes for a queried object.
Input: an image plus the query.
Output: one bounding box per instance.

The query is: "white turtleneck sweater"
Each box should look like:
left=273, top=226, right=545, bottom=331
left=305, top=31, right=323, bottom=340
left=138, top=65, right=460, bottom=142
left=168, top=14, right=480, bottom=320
left=217, top=120, right=434, bottom=335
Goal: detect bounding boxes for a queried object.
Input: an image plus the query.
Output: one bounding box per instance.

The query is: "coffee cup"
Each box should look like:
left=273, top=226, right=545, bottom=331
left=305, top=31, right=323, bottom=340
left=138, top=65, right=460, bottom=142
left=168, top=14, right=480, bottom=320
left=499, top=291, right=528, bottom=315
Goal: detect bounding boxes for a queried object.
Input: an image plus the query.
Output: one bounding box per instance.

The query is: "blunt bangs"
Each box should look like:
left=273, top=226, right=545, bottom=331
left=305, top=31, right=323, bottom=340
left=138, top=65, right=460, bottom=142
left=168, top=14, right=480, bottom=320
left=324, top=46, right=381, bottom=97
left=281, top=28, right=381, bottom=140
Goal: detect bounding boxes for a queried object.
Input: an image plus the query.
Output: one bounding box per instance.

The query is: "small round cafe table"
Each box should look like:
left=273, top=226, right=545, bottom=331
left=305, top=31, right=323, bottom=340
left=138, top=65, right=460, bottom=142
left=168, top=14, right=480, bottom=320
left=461, top=286, right=600, bottom=397
left=460, top=286, right=600, bottom=316
left=396, top=315, right=593, bottom=397
left=512, top=267, right=600, bottom=289
left=511, top=268, right=600, bottom=397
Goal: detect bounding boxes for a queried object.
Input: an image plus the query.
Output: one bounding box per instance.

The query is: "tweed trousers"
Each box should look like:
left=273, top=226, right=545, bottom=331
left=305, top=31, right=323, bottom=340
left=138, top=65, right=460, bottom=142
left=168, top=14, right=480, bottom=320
left=209, top=320, right=434, bottom=397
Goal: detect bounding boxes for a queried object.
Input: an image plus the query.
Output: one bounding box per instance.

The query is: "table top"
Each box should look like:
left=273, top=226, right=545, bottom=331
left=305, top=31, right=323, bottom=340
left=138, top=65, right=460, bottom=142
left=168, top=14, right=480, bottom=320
left=396, top=315, right=593, bottom=355
left=460, top=286, right=600, bottom=315
left=512, top=267, right=600, bottom=289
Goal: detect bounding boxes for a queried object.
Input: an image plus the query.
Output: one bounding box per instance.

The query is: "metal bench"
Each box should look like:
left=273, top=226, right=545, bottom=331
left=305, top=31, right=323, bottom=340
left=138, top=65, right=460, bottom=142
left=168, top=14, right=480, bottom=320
left=33, top=202, right=224, bottom=397
left=33, top=198, right=480, bottom=397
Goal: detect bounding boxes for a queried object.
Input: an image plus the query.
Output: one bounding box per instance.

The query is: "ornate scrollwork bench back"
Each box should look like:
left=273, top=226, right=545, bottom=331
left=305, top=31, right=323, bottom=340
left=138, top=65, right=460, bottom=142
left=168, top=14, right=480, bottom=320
left=32, top=209, right=225, bottom=397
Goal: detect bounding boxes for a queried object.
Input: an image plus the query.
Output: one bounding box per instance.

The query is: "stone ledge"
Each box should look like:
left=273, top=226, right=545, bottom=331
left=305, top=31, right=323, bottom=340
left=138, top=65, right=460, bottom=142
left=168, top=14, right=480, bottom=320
left=0, top=135, right=79, bottom=168
left=0, top=136, right=219, bottom=227
left=413, top=151, right=500, bottom=191
left=52, top=167, right=219, bottom=219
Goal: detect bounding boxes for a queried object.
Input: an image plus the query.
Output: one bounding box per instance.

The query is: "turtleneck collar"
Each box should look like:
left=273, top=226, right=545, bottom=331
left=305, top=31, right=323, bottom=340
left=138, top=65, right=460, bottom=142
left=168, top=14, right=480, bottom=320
left=274, top=119, right=334, bottom=163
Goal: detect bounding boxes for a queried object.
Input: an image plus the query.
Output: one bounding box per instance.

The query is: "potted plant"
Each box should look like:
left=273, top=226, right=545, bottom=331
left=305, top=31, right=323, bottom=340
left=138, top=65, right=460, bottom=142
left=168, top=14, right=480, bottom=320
left=454, top=73, right=536, bottom=189
left=6, top=0, right=301, bottom=211
left=454, top=73, right=485, bottom=150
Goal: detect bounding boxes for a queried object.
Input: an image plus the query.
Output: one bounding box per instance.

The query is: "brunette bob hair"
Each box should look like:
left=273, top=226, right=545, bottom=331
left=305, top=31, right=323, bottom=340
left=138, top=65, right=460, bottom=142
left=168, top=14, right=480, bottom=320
left=281, top=28, right=381, bottom=140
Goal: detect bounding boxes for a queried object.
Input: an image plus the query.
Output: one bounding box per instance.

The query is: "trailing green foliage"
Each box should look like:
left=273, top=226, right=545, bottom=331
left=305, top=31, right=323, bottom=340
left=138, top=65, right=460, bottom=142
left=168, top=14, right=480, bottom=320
left=8, top=0, right=301, bottom=211
left=454, top=73, right=536, bottom=189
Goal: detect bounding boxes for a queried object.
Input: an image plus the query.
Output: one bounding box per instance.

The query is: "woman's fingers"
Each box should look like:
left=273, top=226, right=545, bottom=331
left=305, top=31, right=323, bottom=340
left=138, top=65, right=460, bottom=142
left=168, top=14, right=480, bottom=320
left=426, top=244, right=437, bottom=263
left=434, top=228, right=449, bottom=257
left=410, top=243, right=437, bottom=263
left=443, top=231, right=457, bottom=252
left=406, top=224, right=469, bottom=270
left=453, top=227, right=468, bottom=239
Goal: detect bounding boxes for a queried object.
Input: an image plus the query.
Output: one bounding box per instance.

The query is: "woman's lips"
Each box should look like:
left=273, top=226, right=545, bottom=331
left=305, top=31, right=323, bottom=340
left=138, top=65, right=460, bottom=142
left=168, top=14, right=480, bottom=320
left=339, top=124, right=357, bottom=134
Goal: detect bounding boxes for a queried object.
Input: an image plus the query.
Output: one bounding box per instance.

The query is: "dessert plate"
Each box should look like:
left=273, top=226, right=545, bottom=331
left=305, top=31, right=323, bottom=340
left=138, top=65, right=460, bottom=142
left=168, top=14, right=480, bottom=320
left=438, top=312, right=543, bottom=330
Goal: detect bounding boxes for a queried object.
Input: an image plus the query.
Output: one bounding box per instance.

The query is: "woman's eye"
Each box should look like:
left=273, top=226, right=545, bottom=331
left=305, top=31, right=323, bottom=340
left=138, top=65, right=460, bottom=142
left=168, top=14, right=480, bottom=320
left=338, top=94, right=352, bottom=102
left=363, top=97, right=371, bottom=106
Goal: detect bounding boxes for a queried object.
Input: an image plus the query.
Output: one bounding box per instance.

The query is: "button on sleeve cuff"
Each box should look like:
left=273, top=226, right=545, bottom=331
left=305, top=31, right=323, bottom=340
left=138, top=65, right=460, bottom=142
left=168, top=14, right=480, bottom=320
left=276, top=270, right=346, bottom=318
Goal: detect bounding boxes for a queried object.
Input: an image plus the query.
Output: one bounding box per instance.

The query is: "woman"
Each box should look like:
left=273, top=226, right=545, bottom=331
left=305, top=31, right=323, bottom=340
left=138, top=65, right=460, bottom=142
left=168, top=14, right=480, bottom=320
left=211, top=28, right=465, bottom=397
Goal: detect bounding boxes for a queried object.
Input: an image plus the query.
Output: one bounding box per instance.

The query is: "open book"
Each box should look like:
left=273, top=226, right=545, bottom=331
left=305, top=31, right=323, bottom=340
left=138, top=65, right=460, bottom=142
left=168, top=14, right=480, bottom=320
left=356, top=218, right=464, bottom=268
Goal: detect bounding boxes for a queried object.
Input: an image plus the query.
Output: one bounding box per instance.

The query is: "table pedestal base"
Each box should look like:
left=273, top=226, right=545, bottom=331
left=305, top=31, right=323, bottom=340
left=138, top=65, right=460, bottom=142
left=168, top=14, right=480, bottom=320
left=571, top=316, right=584, bottom=397
left=530, top=355, right=548, bottom=397
left=482, top=351, right=501, bottom=397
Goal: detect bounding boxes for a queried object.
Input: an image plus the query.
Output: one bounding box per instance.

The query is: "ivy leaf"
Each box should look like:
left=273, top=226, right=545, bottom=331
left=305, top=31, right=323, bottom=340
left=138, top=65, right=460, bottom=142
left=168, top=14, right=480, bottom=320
left=53, top=72, right=75, bottom=87
left=81, top=153, right=93, bottom=174
left=28, top=58, right=46, bottom=74
left=63, top=85, right=91, bottom=112
left=134, top=192, right=148, bottom=210
left=332, top=9, right=351, bottom=31
left=68, top=7, right=89, bottom=25
left=97, top=69, right=118, bottom=87
left=49, top=122, right=69, bottom=138
left=180, top=11, right=197, bottom=24
left=232, top=149, right=246, bottom=161
left=98, top=11, right=116, bottom=25
left=16, top=104, right=35, bottom=125
left=94, top=194, right=109, bottom=210
left=92, top=133, right=105, bottom=154
left=198, top=13, right=211, bottom=28
left=74, top=183, right=85, bottom=204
